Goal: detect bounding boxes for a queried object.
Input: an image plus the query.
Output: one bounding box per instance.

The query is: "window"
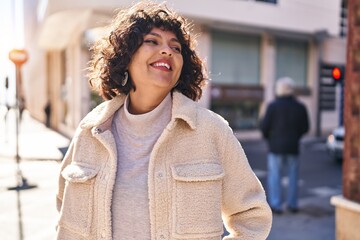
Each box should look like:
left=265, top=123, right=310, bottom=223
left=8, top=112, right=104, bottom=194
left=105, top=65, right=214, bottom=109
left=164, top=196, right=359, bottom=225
left=340, top=0, right=347, bottom=37
left=210, top=30, right=262, bottom=129
left=211, top=30, right=261, bottom=86
left=275, top=38, right=308, bottom=87
left=212, top=101, right=260, bottom=129
left=255, top=0, right=277, bottom=4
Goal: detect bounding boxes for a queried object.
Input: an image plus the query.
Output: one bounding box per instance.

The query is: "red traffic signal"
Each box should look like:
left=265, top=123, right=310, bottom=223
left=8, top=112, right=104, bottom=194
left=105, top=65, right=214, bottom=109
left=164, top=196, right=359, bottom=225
left=320, top=63, right=345, bottom=85
left=332, top=67, right=342, bottom=80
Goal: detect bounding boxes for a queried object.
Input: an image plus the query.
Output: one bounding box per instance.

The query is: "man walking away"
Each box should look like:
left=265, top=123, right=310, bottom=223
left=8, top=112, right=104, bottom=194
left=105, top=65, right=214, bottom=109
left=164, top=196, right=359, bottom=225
left=260, top=77, right=309, bottom=214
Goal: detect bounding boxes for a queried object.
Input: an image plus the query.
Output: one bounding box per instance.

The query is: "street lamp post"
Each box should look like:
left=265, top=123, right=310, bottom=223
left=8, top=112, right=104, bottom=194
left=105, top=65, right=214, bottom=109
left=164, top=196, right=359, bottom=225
left=7, top=49, right=36, bottom=191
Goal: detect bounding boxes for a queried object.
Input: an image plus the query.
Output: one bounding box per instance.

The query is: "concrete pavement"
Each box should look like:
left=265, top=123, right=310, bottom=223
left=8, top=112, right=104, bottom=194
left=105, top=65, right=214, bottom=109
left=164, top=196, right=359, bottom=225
left=0, top=107, right=337, bottom=240
left=0, top=107, right=69, bottom=161
left=267, top=195, right=336, bottom=240
left=0, top=108, right=69, bottom=240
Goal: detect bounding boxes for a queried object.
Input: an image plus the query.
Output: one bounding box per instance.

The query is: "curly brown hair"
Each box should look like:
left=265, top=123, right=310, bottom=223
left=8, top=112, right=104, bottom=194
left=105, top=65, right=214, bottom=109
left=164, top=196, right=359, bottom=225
left=88, top=1, right=206, bottom=101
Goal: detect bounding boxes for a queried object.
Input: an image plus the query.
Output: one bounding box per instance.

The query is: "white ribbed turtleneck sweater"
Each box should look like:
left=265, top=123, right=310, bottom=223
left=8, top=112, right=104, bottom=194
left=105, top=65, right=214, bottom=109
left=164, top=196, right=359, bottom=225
left=111, top=93, right=172, bottom=239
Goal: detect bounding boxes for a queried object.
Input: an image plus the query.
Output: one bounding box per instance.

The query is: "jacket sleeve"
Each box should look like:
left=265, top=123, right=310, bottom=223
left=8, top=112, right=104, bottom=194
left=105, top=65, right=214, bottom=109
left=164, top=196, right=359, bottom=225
left=221, top=127, right=272, bottom=240
left=259, top=104, right=272, bottom=140
left=56, top=137, right=76, bottom=212
left=300, top=104, right=309, bottom=136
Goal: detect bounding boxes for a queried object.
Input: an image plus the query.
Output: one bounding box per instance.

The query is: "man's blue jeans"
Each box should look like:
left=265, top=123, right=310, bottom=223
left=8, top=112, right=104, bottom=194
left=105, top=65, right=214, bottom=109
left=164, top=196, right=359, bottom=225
left=267, top=153, right=299, bottom=210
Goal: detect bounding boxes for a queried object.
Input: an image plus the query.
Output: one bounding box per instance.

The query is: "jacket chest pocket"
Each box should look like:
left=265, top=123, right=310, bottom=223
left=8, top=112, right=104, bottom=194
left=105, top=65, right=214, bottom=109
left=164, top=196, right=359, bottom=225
left=171, top=162, right=224, bottom=239
left=59, top=163, right=99, bottom=237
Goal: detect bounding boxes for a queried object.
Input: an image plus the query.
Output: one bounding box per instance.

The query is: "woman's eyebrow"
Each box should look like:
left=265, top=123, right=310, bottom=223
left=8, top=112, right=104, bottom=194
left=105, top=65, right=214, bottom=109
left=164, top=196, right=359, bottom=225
left=147, top=32, right=180, bottom=43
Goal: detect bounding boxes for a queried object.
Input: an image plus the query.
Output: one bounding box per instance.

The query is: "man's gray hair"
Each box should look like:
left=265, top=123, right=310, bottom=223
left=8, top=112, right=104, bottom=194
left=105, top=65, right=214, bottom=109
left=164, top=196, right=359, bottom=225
left=275, top=77, right=295, bottom=97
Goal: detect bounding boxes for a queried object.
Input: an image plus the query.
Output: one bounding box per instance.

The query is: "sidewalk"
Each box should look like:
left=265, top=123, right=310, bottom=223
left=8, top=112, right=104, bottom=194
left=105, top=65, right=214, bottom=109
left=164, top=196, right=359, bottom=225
left=0, top=108, right=69, bottom=240
left=0, top=108, right=70, bottom=160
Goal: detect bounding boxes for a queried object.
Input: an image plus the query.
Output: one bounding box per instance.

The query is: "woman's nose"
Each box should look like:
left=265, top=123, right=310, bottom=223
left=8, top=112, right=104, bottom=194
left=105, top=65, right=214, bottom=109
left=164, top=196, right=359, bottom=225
left=160, top=46, right=172, bottom=57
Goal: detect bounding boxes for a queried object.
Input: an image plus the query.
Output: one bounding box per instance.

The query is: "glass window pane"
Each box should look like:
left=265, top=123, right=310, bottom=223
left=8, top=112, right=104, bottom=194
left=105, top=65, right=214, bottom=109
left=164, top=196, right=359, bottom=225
left=211, top=30, right=261, bottom=85
left=211, top=101, right=260, bottom=129
left=276, top=38, right=308, bottom=87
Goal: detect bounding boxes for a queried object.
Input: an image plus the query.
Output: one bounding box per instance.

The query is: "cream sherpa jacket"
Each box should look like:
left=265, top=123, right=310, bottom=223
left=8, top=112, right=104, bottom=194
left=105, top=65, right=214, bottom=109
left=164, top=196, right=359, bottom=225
left=56, top=91, right=272, bottom=240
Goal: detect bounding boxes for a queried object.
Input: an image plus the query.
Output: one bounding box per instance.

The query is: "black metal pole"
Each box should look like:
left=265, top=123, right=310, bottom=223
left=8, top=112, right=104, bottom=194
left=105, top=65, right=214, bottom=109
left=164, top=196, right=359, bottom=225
left=7, top=66, right=36, bottom=191
left=7, top=65, right=37, bottom=240
left=15, top=66, right=22, bottom=185
left=316, top=63, right=322, bottom=137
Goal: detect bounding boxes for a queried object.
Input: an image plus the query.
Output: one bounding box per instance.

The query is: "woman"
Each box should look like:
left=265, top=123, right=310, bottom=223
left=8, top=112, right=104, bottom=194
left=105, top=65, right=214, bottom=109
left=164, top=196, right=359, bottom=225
left=56, top=1, right=272, bottom=239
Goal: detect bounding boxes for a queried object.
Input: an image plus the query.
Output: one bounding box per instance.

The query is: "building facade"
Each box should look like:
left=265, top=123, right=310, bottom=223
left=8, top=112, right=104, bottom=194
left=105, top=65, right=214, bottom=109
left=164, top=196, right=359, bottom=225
left=23, top=0, right=345, bottom=137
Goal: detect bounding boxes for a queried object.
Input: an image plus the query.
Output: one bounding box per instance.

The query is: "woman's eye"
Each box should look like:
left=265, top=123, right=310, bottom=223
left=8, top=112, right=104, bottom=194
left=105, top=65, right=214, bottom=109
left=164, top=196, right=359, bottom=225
left=172, top=46, right=181, bottom=53
left=144, top=39, right=157, bottom=45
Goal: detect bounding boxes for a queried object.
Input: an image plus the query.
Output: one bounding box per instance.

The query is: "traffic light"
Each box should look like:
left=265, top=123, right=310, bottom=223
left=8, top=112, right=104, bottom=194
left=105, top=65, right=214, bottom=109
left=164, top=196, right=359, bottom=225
left=331, top=66, right=345, bottom=82
left=319, top=63, right=345, bottom=125
left=320, top=63, right=345, bottom=85
left=319, top=63, right=345, bottom=111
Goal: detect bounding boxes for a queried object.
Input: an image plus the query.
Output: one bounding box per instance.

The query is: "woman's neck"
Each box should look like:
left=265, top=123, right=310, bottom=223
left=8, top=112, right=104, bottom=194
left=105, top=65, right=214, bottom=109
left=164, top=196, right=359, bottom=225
left=128, top=90, right=170, bottom=115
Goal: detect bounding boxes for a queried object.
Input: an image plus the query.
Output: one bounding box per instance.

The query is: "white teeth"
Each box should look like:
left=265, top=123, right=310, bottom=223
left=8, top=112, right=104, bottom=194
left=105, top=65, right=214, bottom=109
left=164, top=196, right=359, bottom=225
left=153, top=62, right=170, bottom=70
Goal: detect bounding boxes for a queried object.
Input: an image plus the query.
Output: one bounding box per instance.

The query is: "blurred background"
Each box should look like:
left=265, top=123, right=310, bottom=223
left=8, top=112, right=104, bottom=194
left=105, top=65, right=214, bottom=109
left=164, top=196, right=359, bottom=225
left=0, top=0, right=351, bottom=239
left=0, top=0, right=347, bottom=137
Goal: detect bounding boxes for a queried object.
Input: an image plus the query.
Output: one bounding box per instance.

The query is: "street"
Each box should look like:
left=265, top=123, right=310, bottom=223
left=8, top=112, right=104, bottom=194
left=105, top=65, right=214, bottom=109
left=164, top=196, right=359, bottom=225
left=241, top=138, right=342, bottom=240
left=243, top=138, right=342, bottom=199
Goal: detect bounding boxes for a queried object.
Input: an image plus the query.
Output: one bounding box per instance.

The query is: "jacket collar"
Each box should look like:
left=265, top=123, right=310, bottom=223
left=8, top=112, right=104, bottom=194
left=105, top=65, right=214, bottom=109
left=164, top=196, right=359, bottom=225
left=169, top=91, right=197, bottom=130
left=79, top=91, right=198, bottom=131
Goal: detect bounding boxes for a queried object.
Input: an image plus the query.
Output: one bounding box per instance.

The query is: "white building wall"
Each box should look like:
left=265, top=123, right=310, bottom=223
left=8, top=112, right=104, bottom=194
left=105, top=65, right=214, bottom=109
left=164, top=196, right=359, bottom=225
left=23, top=0, right=48, bottom=122
left=260, top=33, right=276, bottom=116
left=42, top=0, right=341, bottom=36
left=322, top=37, right=347, bottom=64
left=306, top=41, right=321, bottom=135
left=173, top=0, right=341, bottom=36
left=192, top=25, right=212, bottom=108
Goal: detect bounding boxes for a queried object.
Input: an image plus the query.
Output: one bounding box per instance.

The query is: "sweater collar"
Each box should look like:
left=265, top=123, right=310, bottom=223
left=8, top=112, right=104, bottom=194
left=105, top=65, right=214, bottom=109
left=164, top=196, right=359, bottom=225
left=79, top=91, right=197, bottom=131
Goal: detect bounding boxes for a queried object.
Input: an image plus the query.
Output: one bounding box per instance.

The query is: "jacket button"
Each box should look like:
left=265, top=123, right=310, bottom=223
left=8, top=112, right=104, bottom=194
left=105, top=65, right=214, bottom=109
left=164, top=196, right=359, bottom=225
left=94, top=127, right=102, bottom=134
left=101, top=231, right=106, bottom=238
left=157, top=172, right=164, bottom=178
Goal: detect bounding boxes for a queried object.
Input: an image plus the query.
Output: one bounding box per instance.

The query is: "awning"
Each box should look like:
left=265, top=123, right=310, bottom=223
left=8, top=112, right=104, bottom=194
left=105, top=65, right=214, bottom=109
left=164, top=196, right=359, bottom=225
left=38, top=9, right=110, bottom=50
left=84, top=26, right=110, bottom=45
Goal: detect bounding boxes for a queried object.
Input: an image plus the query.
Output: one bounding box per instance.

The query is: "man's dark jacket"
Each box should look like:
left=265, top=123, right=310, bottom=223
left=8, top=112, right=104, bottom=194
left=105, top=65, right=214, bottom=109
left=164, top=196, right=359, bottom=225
left=260, top=96, right=309, bottom=155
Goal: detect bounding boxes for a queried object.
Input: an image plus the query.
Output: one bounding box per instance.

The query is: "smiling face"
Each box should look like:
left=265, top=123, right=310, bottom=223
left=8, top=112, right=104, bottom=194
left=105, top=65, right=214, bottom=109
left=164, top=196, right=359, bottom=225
left=128, top=27, right=184, bottom=98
